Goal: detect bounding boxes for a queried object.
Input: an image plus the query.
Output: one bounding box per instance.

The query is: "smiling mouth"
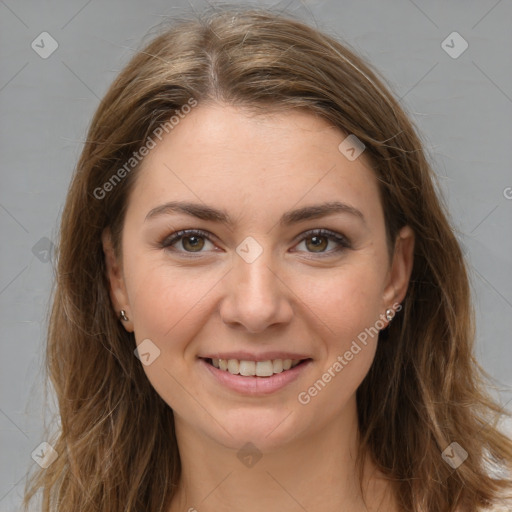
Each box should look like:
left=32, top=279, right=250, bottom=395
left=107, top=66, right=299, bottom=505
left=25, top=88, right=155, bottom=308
left=202, top=357, right=311, bottom=377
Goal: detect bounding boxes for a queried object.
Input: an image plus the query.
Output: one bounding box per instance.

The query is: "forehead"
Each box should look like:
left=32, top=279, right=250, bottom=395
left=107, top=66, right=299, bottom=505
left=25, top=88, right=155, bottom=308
left=141, top=103, right=353, bottom=166
left=128, top=103, right=383, bottom=226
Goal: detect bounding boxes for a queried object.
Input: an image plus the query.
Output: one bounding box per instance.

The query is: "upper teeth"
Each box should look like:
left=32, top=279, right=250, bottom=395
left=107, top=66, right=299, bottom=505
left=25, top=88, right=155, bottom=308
left=210, top=358, right=301, bottom=377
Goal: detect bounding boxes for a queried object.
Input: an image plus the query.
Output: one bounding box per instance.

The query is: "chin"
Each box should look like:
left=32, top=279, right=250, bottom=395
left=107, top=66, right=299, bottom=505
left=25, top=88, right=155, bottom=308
left=204, top=406, right=304, bottom=451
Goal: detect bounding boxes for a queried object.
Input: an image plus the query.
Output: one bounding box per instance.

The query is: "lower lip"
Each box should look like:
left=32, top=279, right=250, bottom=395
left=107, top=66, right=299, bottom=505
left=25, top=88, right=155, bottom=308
left=199, top=358, right=312, bottom=396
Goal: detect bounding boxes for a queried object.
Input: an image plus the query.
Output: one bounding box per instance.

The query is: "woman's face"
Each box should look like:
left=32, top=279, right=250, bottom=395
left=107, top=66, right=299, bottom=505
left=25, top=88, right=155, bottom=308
left=103, top=103, right=414, bottom=451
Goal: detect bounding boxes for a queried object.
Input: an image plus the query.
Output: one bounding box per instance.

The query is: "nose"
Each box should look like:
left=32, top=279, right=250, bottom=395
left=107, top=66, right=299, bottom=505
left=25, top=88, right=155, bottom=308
left=218, top=246, right=294, bottom=334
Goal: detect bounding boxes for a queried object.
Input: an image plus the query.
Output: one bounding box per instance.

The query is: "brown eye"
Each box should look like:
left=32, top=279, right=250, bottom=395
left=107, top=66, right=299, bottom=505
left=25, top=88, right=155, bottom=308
left=294, top=229, right=351, bottom=256
left=181, top=235, right=205, bottom=252
left=305, top=235, right=329, bottom=252
left=161, top=229, right=215, bottom=254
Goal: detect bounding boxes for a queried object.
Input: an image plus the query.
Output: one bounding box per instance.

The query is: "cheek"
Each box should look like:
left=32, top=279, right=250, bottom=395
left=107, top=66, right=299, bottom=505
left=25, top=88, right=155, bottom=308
left=299, top=261, right=385, bottom=342
left=124, top=261, right=214, bottom=412
left=127, top=262, right=213, bottom=342
left=295, top=268, right=382, bottom=412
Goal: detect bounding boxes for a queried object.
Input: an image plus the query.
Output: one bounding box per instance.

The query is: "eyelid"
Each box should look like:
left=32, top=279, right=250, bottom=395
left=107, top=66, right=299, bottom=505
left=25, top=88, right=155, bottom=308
left=292, top=228, right=351, bottom=249
left=160, top=228, right=351, bottom=255
left=160, top=228, right=218, bottom=252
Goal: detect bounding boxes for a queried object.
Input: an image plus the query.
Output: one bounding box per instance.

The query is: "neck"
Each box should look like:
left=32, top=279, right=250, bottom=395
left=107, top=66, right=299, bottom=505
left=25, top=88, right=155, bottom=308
left=168, top=397, right=397, bottom=512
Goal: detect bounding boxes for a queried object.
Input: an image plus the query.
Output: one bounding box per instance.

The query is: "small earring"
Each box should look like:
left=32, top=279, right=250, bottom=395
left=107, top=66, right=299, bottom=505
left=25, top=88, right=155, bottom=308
left=385, top=308, right=395, bottom=322
left=119, top=310, right=129, bottom=322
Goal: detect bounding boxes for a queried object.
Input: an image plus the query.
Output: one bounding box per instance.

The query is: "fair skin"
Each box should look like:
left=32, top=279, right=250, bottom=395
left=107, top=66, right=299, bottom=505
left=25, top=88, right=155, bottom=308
left=102, top=103, right=414, bottom=512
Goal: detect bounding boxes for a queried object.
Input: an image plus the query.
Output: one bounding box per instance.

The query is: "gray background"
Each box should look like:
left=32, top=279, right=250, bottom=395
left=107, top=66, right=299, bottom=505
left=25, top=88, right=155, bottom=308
left=1, top=0, right=511, bottom=510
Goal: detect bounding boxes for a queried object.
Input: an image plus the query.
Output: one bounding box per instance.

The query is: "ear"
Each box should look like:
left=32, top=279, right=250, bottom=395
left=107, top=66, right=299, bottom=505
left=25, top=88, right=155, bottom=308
left=382, top=225, right=415, bottom=310
left=101, top=227, right=133, bottom=332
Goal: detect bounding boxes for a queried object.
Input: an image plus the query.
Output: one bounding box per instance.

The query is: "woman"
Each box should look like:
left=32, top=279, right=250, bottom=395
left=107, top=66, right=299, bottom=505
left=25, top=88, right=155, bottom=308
left=23, top=5, right=512, bottom=512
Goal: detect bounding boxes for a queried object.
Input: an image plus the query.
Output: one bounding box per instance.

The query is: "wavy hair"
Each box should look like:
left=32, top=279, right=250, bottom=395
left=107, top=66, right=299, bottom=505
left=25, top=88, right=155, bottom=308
left=23, top=5, right=512, bottom=511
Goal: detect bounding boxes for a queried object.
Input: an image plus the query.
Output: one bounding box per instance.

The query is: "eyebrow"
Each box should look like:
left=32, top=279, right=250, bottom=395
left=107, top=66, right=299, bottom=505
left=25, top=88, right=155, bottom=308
left=144, top=200, right=366, bottom=226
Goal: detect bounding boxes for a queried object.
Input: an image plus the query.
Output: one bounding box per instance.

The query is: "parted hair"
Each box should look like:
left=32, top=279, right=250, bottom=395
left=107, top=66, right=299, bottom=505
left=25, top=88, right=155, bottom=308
left=23, top=5, right=512, bottom=512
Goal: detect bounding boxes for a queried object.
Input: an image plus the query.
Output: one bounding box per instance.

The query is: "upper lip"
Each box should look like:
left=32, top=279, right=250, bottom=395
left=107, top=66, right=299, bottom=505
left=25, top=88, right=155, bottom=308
left=199, top=351, right=312, bottom=361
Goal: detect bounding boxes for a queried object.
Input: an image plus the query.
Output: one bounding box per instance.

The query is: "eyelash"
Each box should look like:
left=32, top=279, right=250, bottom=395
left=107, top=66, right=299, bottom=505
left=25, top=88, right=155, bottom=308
left=159, top=228, right=351, bottom=257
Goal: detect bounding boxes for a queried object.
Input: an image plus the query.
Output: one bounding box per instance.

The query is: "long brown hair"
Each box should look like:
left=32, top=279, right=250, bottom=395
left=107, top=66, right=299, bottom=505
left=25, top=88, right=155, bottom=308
left=23, top=5, right=512, bottom=511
